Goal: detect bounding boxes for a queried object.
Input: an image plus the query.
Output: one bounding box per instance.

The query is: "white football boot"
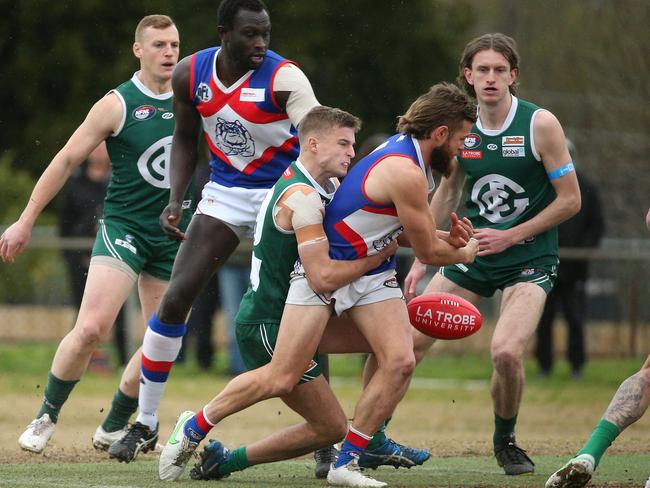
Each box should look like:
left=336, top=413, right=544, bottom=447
left=92, top=425, right=128, bottom=451
left=18, top=414, right=56, bottom=453
left=545, top=454, right=595, bottom=488
left=159, top=411, right=201, bottom=481
left=327, top=456, right=387, bottom=487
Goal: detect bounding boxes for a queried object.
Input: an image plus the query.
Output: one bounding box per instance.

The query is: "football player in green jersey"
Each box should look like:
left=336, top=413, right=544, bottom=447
left=0, top=15, right=190, bottom=457
left=546, top=207, right=650, bottom=488
left=395, top=33, right=581, bottom=476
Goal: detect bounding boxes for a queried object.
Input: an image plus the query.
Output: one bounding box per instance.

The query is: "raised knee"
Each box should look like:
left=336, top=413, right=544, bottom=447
left=491, top=347, right=521, bottom=374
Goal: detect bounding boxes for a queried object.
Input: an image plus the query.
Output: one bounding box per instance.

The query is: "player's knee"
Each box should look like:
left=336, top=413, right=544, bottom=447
left=74, top=321, right=105, bottom=348
left=269, top=374, right=299, bottom=397
left=413, top=332, right=434, bottom=363
left=385, top=351, right=416, bottom=380
left=491, top=346, right=522, bottom=374
left=313, top=412, right=347, bottom=445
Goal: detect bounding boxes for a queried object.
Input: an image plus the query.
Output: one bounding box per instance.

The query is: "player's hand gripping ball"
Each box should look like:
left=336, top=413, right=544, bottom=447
left=407, top=292, right=482, bottom=340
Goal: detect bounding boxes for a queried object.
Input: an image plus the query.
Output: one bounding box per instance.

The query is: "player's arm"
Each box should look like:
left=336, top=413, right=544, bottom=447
left=278, top=185, right=397, bottom=295
left=403, top=159, right=470, bottom=299
left=161, top=55, right=202, bottom=241
left=0, top=94, right=121, bottom=263
left=474, top=110, right=581, bottom=256
left=272, top=64, right=320, bottom=127
left=376, top=157, right=478, bottom=266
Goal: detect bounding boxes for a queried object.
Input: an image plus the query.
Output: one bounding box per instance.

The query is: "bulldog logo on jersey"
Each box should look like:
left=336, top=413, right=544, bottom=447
left=470, top=174, right=529, bottom=223
left=215, top=117, right=256, bottom=157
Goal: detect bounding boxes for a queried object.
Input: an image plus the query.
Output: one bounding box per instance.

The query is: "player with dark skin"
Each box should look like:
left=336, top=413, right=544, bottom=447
left=115, top=0, right=324, bottom=464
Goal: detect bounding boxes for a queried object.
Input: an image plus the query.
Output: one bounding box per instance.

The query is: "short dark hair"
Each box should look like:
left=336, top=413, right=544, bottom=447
left=458, top=33, right=520, bottom=97
left=217, top=0, right=268, bottom=30
left=298, top=106, right=361, bottom=141
left=396, top=83, right=476, bottom=139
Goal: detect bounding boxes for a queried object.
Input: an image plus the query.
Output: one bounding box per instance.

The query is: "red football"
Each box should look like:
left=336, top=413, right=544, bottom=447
left=407, top=292, right=482, bottom=340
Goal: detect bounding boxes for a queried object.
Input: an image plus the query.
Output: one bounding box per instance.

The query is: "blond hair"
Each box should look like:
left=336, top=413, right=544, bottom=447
left=135, top=15, right=175, bottom=42
left=298, top=106, right=361, bottom=141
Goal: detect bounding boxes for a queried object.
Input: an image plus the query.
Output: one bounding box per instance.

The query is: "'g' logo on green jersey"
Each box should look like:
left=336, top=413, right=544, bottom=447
left=471, top=174, right=529, bottom=224
left=137, top=136, right=172, bottom=188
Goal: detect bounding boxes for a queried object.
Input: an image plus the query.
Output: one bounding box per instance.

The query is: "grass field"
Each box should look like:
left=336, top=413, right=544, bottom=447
left=0, top=343, right=648, bottom=487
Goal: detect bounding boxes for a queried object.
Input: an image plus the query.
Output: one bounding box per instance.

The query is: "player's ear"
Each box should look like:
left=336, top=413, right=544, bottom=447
left=431, top=125, right=449, bottom=144
left=307, top=135, right=318, bottom=153
left=464, top=67, right=473, bottom=86
left=133, top=42, right=142, bottom=59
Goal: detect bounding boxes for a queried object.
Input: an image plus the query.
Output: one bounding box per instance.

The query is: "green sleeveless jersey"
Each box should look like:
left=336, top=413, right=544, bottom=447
left=104, top=74, right=191, bottom=233
left=236, top=160, right=335, bottom=325
left=458, top=97, right=558, bottom=269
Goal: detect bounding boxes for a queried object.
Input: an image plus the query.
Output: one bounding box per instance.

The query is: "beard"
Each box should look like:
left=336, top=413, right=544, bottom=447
left=428, top=143, right=454, bottom=177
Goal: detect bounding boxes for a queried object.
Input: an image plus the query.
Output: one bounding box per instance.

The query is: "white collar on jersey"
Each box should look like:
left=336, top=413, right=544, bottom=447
left=212, top=48, right=255, bottom=94
left=295, top=159, right=337, bottom=199
left=409, top=135, right=435, bottom=194
left=476, top=95, right=519, bottom=136
left=131, top=72, right=173, bottom=100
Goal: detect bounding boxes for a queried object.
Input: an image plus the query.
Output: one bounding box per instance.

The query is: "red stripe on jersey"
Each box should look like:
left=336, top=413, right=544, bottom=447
left=268, top=60, right=295, bottom=110
left=361, top=205, right=398, bottom=216
left=141, top=355, right=173, bottom=373
left=242, top=136, right=298, bottom=175
left=361, top=154, right=417, bottom=205
left=334, top=220, right=368, bottom=258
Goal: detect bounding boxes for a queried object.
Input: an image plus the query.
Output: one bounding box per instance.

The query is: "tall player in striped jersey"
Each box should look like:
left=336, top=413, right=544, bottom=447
left=0, top=16, right=192, bottom=456
left=118, top=0, right=321, bottom=463
left=401, top=33, right=581, bottom=476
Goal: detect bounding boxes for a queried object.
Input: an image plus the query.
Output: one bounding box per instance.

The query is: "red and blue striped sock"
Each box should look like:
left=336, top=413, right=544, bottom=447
left=334, top=426, right=372, bottom=468
left=184, top=408, right=214, bottom=443
left=136, top=313, right=186, bottom=430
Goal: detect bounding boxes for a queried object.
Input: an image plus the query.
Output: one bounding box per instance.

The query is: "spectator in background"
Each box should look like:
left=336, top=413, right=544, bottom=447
left=58, top=143, right=128, bottom=368
left=536, top=138, right=605, bottom=379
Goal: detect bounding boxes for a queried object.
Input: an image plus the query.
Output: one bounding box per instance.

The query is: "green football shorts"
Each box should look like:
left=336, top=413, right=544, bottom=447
left=91, top=218, right=180, bottom=281
left=440, top=257, right=558, bottom=297
left=236, top=321, right=322, bottom=384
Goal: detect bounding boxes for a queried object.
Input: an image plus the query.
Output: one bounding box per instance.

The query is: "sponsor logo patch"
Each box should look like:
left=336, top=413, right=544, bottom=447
left=464, top=133, right=482, bottom=149
left=115, top=234, right=137, bottom=254
left=502, top=136, right=525, bottom=146
left=196, top=82, right=213, bottom=102
left=283, top=166, right=295, bottom=179
left=487, top=143, right=498, bottom=150
left=240, top=87, right=265, bottom=102
left=133, top=105, right=156, bottom=121
left=162, top=112, right=174, bottom=119
left=461, top=149, right=482, bottom=159
left=383, top=277, right=400, bottom=288
left=502, top=147, right=525, bottom=157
